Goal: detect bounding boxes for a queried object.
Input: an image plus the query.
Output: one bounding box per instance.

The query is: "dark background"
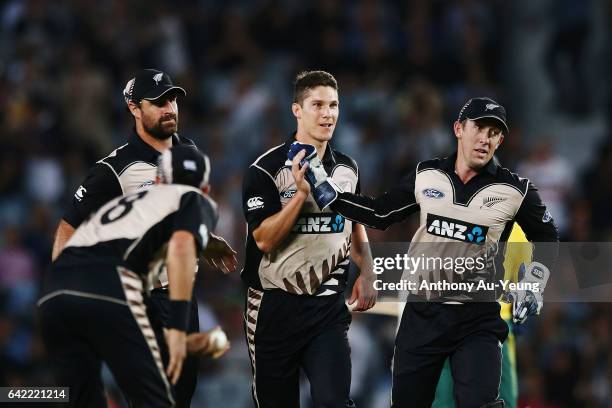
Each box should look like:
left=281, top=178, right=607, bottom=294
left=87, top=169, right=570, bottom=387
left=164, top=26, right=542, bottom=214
left=0, top=0, right=610, bottom=406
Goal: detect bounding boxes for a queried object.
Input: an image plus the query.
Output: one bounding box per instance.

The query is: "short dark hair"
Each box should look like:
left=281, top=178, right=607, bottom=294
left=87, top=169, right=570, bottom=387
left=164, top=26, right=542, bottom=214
left=293, top=70, right=338, bottom=105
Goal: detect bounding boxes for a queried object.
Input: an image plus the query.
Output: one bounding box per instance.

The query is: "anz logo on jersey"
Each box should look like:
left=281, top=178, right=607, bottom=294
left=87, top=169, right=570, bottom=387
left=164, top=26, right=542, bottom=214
left=292, top=214, right=345, bottom=234
left=426, top=213, right=488, bottom=244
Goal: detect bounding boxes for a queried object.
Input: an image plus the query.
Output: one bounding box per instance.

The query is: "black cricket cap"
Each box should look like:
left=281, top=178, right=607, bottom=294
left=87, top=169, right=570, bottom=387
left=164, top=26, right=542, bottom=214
left=457, top=97, right=509, bottom=136
left=123, top=69, right=186, bottom=104
left=157, top=145, right=210, bottom=189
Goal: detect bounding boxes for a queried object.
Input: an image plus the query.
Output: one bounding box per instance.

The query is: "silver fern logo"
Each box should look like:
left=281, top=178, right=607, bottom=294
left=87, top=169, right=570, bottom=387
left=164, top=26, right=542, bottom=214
left=481, top=196, right=506, bottom=209
left=123, top=78, right=135, bottom=103
left=153, top=72, right=163, bottom=84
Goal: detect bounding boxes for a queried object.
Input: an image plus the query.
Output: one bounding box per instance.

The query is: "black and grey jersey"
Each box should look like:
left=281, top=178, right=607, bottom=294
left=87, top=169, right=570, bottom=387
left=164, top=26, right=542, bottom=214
left=242, top=137, right=360, bottom=296
left=53, top=184, right=217, bottom=290
left=332, top=153, right=559, bottom=301
left=63, top=131, right=195, bottom=228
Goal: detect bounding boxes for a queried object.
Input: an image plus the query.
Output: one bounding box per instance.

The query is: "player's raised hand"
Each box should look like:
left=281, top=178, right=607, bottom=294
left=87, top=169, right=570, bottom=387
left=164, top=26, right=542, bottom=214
left=202, top=233, right=238, bottom=274
left=288, top=142, right=342, bottom=210
left=348, top=274, right=377, bottom=312
left=164, top=328, right=187, bottom=384
left=291, top=150, right=311, bottom=195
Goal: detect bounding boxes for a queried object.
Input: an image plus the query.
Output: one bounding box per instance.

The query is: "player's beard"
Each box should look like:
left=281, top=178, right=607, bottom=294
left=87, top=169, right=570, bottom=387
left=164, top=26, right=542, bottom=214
left=144, top=114, right=178, bottom=140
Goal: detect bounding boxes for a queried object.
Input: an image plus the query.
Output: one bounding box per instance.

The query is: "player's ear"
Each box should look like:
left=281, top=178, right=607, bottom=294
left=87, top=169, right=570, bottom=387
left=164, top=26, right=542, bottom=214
left=292, top=102, right=302, bottom=119
left=496, top=134, right=505, bottom=149
left=127, top=101, right=141, bottom=119
left=453, top=121, right=463, bottom=140
left=201, top=184, right=211, bottom=195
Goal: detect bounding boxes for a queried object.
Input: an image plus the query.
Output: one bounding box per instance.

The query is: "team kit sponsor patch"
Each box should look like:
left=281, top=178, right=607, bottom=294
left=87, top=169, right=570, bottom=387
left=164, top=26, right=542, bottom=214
left=281, top=189, right=297, bottom=199
left=422, top=188, right=444, bottom=199
left=247, top=196, right=264, bottom=211
left=426, top=213, right=489, bottom=244
left=292, top=214, right=345, bottom=234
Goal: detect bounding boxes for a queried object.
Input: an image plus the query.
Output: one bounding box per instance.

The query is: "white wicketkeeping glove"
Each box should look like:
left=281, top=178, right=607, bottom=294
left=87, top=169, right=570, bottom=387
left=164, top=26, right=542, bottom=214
left=502, top=261, right=550, bottom=324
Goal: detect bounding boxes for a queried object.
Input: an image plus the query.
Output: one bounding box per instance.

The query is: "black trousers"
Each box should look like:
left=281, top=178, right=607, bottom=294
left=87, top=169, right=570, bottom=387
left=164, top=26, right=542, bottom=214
left=38, top=269, right=174, bottom=407
left=245, top=288, right=353, bottom=408
left=147, top=288, right=200, bottom=408
left=392, top=301, right=509, bottom=408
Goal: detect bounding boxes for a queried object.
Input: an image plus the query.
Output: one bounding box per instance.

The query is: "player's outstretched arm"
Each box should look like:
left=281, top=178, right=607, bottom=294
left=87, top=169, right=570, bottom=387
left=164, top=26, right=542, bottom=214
left=331, top=170, right=420, bottom=231
left=289, top=144, right=420, bottom=230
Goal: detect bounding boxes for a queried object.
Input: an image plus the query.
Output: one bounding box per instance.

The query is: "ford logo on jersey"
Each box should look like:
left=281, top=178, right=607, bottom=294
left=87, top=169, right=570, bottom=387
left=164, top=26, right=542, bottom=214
left=423, top=188, right=445, bottom=199
left=292, top=213, right=345, bottom=234
left=426, top=214, right=488, bottom=244
left=281, top=189, right=297, bottom=199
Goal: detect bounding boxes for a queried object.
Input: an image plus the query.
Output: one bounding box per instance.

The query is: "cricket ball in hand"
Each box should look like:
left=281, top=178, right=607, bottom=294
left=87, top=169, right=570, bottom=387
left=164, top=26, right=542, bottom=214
left=209, top=327, right=228, bottom=350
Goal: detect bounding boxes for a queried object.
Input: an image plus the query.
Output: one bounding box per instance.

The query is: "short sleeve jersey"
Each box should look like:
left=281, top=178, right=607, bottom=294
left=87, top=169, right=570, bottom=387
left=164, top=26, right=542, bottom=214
left=45, top=185, right=217, bottom=300
left=242, top=137, right=361, bottom=296
left=63, top=131, right=195, bottom=228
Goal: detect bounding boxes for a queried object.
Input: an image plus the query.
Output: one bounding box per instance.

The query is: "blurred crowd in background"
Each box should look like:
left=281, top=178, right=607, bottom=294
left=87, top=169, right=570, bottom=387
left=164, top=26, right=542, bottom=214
left=0, top=0, right=611, bottom=407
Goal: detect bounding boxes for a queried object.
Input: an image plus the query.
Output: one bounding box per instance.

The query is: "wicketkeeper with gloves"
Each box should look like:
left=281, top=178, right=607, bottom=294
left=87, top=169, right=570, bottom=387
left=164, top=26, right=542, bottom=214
left=290, top=97, right=559, bottom=408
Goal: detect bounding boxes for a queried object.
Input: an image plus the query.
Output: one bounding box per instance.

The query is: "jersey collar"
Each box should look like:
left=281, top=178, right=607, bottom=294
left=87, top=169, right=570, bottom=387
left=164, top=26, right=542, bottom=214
left=129, top=128, right=183, bottom=162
